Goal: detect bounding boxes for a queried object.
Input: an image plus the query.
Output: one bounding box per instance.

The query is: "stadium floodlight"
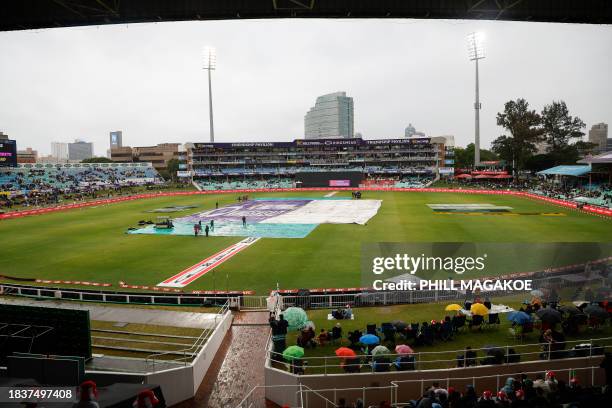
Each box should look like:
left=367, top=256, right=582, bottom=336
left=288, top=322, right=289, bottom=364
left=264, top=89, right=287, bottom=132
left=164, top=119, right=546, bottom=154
left=203, top=46, right=216, bottom=143
left=467, top=32, right=485, bottom=166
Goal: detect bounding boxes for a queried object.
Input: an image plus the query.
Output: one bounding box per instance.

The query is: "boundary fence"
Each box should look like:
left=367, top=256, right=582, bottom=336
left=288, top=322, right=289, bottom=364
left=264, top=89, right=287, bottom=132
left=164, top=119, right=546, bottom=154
left=0, top=262, right=607, bottom=309
left=1, top=187, right=610, bottom=221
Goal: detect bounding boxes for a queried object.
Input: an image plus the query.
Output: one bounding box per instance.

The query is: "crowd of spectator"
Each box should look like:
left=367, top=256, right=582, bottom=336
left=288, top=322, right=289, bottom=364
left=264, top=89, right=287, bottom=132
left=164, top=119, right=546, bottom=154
left=0, top=166, right=164, bottom=210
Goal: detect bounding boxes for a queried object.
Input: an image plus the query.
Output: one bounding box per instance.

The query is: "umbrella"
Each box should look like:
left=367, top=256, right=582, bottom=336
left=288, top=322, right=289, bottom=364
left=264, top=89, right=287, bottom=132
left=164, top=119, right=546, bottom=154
left=484, top=344, right=504, bottom=354
left=371, top=345, right=390, bottom=356
left=445, top=304, right=462, bottom=311
left=392, top=320, right=408, bottom=331
left=283, top=307, right=308, bottom=331
left=507, top=311, right=531, bottom=325
left=536, top=307, right=562, bottom=324
left=531, top=290, right=544, bottom=297
left=395, top=344, right=414, bottom=355
left=470, top=303, right=489, bottom=316
left=282, top=345, right=304, bottom=361
left=359, top=334, right=380, bottom=345
left=484, top=345, right=506, bottom=359
left=559, top=305, right=581, bottom=316
left=335, top=347, right=357, bottom=358
left=584, top=305, right=608, bottom=319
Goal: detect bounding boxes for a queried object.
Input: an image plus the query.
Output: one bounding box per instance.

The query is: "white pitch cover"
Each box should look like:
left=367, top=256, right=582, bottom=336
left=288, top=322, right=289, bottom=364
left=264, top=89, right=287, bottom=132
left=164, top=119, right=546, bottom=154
left=265, top=199, right=382, bottom=225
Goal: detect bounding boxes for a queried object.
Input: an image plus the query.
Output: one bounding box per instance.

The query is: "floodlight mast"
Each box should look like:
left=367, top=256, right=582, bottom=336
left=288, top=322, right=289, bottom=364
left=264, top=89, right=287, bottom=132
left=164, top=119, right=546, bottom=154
left=204, top=47, right=216, bottom=143
left=467, top=32, right=485, bottom=167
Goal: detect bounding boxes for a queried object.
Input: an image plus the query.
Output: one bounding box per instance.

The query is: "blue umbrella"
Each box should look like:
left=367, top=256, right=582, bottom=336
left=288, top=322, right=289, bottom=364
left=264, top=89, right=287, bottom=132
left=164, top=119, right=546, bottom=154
left=507, top=311, right=531, bottom=324
left=359, top=334, right=380, bottom=345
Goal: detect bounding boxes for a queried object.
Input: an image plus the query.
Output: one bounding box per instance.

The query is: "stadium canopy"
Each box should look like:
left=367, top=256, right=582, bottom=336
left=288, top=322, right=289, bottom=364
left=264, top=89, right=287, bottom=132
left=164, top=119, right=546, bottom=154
left=1, top=0, right=611, bottom=32
left=537, top=165, right=591, bottom=177
left=578, top=151, right=612, bottom=165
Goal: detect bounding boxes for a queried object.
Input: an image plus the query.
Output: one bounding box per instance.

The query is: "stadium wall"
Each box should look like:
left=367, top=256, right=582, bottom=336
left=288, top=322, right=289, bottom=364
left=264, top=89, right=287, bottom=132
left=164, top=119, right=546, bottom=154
left=1, top=188, right=611, bottom=220
left=85, top=309, right=233, bottom=406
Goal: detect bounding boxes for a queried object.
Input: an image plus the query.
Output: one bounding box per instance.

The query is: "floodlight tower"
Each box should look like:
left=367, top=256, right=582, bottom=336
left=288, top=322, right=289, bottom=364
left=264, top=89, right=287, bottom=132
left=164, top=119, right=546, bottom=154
left=467, top=32, right=485, bottom=166
left=203, top=46, right=216, bottom=142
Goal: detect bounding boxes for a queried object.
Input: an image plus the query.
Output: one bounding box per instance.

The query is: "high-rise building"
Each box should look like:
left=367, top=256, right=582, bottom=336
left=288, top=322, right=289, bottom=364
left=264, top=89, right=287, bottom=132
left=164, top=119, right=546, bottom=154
left=68, top=140, right=94, bottom=161
left=304, top=92, right=354, bottom=139
left=588, top=123, right=608, bottom=152
left=405, top=123, right=426, bottom=138
left=0, top=132, right=8, bottom=140
left=51, top=142, right=69, bottom=161
left=405, top=124, right=416, bottom=138
left=110, top=131, right=123, bottom=149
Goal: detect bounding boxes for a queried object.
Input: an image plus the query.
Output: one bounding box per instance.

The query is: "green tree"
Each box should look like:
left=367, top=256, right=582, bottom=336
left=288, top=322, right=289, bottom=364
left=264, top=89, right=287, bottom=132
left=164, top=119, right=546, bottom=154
left=540, top=100, right=585, bottom=163
left=453, top=143, right=498, bottom=168
left=492, top=98, right=543, bottom=175
left=81, top=157, right=114, bottom=163
left=165, top=158, right=180, bottom=182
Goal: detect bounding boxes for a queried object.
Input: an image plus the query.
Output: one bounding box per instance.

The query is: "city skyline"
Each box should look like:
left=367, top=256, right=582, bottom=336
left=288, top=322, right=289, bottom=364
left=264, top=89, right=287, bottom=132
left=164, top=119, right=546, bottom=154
left=0, top=19, right=611, bottom=156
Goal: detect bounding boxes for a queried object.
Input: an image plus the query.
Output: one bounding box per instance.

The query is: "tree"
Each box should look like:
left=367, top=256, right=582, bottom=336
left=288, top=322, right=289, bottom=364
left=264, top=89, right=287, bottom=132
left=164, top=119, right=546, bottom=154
left=453, top=143, right=498, bottom=168
left=81, top=157, right=114, bottom=163
left=165, top=158, right=180, bottom=182
left=492, top=98, right=543, bottom=175
left=540, top=101, right=585, bottom=163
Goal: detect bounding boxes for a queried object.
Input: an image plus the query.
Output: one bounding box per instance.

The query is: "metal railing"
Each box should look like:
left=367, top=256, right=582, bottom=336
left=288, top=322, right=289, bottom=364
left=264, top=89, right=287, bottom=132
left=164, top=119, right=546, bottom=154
left=145, top=300, right=230, bottom=370
left=0, top=283, right=239, bottom=307
left=238, top=365, right=604, bottom=407
left=391, top=366, right=602, bottom=406
left=267, top=336, right=612, bottom=375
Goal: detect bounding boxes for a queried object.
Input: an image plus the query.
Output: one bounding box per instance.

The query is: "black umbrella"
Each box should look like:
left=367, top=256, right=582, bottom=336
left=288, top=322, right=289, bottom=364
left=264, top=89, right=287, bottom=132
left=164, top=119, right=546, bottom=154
left=392, top=321, right=408, bottom=331
left=536, top=307, right=562, bottom=324
left=559, top=305, right=580, bottom=316
left=584, top=305, right=608, bottom=319
left=484, top=345, right=505, bottom=356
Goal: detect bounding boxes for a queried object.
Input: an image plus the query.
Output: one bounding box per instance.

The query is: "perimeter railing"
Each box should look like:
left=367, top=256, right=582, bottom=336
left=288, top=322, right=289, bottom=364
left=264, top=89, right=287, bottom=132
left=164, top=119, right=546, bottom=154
left=145, top=300, right=231, bottom=370
left=237, top=365, right=605, bottom=408
left=266, top=336, right=612, bottom=375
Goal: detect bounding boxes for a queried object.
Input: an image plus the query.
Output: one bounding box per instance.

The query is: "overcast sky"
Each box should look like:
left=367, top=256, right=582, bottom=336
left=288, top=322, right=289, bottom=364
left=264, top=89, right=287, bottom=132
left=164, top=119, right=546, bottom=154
left=0, top=19, right=611, bottom=156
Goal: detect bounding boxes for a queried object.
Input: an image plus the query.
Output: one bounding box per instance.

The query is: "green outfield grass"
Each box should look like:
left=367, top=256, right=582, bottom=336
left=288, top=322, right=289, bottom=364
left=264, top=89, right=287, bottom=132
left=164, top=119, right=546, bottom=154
left=0, top=191, right=610, bottom=294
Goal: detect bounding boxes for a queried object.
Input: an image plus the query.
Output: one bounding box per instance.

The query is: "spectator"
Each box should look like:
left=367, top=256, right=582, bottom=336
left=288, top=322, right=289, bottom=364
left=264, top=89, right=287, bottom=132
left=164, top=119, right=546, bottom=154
left=73, top=380, right=99, bottom=408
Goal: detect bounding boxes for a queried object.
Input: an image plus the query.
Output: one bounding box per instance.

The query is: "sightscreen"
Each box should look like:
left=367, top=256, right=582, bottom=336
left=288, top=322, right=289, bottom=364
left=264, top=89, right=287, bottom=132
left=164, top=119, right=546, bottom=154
left=295, top=171, right=364, bottom=188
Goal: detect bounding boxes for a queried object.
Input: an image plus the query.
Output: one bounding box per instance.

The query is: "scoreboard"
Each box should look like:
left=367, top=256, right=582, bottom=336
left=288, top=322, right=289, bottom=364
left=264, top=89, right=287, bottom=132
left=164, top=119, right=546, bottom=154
left=0, top=139, right=17, bottom=167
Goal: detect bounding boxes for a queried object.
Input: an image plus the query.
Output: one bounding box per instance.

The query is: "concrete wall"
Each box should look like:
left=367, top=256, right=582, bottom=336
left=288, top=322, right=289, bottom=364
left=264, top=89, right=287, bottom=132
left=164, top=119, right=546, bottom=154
left=265, top=355, right=606, bottom=408
left=83, top=310, right=234, bottom=407
left=191, top=310, right=234, bottom=394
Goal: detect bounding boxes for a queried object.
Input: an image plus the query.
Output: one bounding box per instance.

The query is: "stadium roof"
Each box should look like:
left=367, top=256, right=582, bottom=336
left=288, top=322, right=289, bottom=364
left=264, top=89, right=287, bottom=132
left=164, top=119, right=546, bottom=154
left=578, top=151, right=612, bottom=164
left=1, top=0, right=611, bottom=32
left=537, top=165, right=592, bottom=177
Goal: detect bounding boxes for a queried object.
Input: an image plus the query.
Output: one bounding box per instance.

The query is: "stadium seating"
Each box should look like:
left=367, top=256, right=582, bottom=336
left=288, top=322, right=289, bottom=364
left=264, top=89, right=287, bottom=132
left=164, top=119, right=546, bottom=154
left=0, top=164, right=161, bottom=193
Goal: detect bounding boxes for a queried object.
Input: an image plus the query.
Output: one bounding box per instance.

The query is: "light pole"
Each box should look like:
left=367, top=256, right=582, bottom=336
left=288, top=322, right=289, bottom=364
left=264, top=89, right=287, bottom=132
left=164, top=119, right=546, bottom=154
left=203, top=46, right=216, bottom=143
left=467, top=32, right=485, bottom=167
